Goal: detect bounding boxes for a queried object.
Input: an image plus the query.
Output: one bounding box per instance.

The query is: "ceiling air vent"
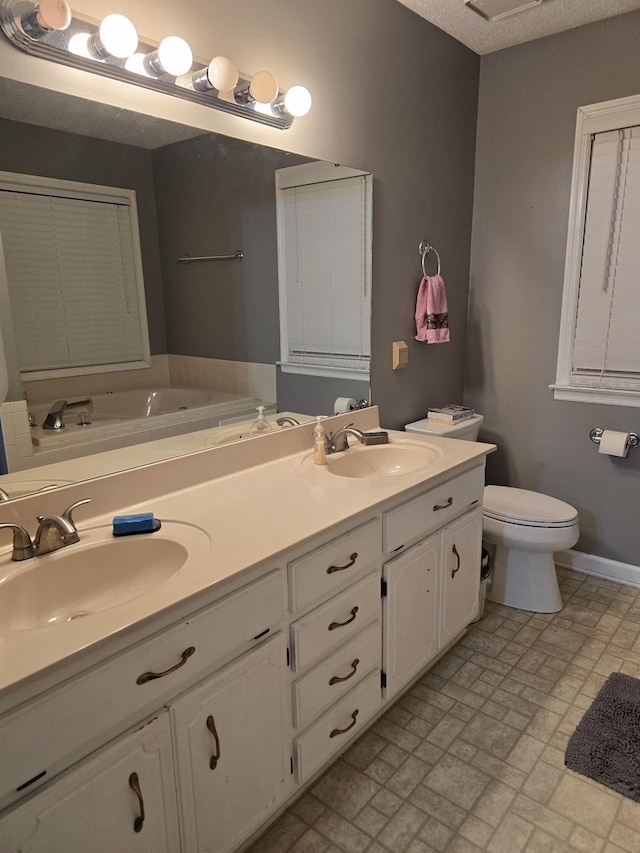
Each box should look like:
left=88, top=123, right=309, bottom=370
left=464, top=0, right=542, bottom=21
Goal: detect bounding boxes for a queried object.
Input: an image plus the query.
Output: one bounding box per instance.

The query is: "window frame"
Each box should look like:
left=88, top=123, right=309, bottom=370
left=275, top=161, right=372, bottom=381
left=553, top=94, right=640, bottom=407
left=0, top=170, right=151, bottom=382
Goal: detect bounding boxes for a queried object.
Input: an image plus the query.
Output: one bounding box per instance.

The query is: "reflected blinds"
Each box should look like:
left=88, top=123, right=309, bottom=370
left=572, top=126, right=640, bottom=388
left=280, top=175, right=371, bottom=374
left=0, top=188, right=144, bottom=373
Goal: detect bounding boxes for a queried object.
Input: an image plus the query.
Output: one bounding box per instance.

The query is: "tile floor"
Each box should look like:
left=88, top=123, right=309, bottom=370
left=249, top=566, right=640, bottom=853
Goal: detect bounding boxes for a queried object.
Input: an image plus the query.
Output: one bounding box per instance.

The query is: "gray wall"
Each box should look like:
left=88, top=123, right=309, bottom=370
left=465, top=11, right=640, bottom=566
left=0, top=118, right=167, bottom=367
left=152, top=134, right=306, bottom=365
left=147, top=0, right=480, bottom=419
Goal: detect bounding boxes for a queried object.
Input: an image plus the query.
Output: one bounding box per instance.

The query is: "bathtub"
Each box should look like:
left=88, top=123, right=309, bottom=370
left=30, top=387, right=268, bottom=450
left=87, top=388, right=220, bottom=420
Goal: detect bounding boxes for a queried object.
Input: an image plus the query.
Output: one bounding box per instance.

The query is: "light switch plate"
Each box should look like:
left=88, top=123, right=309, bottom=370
left=392, top=341, right=409, bottom=370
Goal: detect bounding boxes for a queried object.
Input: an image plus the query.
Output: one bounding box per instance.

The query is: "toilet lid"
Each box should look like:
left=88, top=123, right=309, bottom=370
left=483, top=486, right=578, bottom=527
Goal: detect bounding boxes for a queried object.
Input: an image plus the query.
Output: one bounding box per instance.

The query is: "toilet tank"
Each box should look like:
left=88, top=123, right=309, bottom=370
left=405, top=413, right=484, bottom=441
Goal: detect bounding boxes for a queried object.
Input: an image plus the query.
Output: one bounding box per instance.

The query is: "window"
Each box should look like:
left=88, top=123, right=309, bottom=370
left=0, top=171, right=150, bottom=380
left=553, top=94, right=640, bottom=406
left=275, top=162, right=372, bottom=380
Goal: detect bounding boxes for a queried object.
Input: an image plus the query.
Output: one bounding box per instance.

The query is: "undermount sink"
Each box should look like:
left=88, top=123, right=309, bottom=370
left=0, top=521, right=211, bottom=631
left=304, top=439, right=443, bottom=479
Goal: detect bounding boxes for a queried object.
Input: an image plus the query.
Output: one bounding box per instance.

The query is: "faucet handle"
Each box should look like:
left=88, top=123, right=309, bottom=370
left=0, top=523, right=35, bottom=561
left=62, top=498, right=92, bottom=530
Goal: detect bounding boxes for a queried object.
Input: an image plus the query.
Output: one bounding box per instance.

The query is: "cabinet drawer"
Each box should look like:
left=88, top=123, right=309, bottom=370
left=291, top=572, right=381, bottom=673
left=294, top=669, right=381, bottom=783
left=383, top=465, right=484, bottom=553
left=292, top=620, right=381, bottom=730
left=289, top=518, right=381, bottom=615
left=0, top=569, right=286, bottom=807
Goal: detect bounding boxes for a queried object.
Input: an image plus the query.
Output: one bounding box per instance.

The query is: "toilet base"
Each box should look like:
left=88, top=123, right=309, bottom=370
left=485, top=544, right=563, bottom=613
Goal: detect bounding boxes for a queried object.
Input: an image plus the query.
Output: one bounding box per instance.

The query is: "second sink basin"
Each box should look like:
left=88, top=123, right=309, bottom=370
left=0, top=521, right=211, bottom=631
left=308, top=439, right=443, bottom=478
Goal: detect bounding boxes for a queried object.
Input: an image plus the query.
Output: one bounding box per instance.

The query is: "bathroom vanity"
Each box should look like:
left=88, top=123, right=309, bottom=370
left=0, top=408, right=493, bottom=852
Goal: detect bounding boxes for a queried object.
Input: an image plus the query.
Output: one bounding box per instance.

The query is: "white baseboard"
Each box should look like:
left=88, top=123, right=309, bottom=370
left=556, top=549, right=640, bottom=588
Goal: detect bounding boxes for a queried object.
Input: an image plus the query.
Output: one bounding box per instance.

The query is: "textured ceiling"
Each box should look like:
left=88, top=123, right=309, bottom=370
left=396, top=0, right=640, bottom=54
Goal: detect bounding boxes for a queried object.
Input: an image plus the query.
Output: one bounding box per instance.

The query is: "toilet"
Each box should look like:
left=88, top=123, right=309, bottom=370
left=404, top=414, right=579, bottom=613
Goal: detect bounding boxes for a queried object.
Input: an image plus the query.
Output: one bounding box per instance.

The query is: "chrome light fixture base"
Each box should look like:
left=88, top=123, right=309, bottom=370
left=0, top=0, right=295, bottom=129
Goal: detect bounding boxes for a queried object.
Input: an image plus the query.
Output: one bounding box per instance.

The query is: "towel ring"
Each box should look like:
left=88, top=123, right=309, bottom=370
left=419, top=241, right=441, bottom=277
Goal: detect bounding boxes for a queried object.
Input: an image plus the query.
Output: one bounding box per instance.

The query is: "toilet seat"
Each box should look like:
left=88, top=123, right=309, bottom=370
left=483, top=486, right=578, bottom=529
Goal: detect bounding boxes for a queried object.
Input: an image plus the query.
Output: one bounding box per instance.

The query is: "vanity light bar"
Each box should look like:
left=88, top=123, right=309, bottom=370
left=0, top=0, right=312, bottom=130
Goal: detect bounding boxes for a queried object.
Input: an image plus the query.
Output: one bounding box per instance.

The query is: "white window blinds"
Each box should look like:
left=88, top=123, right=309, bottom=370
left=571, top=126, right=640, bottom=389
left=278, top=172, right=371, bottom=378
left=0, top=179, right=149, bottom=377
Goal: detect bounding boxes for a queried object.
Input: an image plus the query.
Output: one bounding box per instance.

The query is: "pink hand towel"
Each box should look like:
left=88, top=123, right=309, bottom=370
left=415, top=274, right=450, bottom=343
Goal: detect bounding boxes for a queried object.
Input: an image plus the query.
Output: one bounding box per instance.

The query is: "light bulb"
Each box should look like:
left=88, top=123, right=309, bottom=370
left=125, top=52, right=147, bottom=75
left=97, top=14, right=138, bottom=59
left=248, top=71, right=278, bottom=105
left=283, top=85, right=312, bottom=117
left=68, top=32, right=92, bottom=57
left=36, top=0, right=71, bottom=30
left=207, top=56, right=239, bottom=91
left=157, top=36, right=193, bottom=76
left=21, top=0, right=71, bottom=38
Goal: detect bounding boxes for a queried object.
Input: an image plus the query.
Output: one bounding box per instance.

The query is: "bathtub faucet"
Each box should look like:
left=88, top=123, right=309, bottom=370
left=42, top=400, right=67, bottom=430
left=42, top=398, right=92, bottom=430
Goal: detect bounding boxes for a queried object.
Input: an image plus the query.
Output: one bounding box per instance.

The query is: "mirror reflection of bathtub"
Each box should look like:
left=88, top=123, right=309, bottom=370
left=29, top=387, right=274, bottom=450
left=0, top=408, right=313, bottom=501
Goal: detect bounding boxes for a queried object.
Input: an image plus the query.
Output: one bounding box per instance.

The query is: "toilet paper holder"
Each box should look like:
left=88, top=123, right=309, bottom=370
left=589, top=428, right=639, bottom=449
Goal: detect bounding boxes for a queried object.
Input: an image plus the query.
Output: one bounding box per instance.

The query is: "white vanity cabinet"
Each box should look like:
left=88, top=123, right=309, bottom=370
left=0, top=432, right=492, bottom=853
left=0, top=569, right=290, bottom=853
left=287, top=518, right=384, bottom=783
left=0, top=712, right=180, bottom=853
left=382, top=466, right=484, bottom=700
left=172, top=632, right=291, bottom=853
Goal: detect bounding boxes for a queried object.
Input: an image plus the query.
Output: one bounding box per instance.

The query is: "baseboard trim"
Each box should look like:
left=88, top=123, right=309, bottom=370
left=556, top=549, right=640, bottom=588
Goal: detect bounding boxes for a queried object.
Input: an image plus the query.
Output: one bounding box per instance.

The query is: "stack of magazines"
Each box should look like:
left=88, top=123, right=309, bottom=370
left=427, top=404, right=475, bottom=424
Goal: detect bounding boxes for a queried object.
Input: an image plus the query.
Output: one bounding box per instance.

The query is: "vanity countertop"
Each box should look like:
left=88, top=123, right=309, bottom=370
left=0, top=409, right=494, bottom=705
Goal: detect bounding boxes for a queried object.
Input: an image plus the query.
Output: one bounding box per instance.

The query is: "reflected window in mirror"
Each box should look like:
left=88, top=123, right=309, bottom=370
left=276, top=163, right=372, bottom=381
left=0, top=171, right=149, bottom=380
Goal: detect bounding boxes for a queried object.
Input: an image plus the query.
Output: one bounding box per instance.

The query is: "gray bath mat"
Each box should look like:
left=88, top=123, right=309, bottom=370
left=565, top=672, right=640, bottom=802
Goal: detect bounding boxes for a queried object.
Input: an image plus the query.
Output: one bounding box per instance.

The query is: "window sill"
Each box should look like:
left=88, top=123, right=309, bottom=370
left=278, top=362, right=369, bottom=382
left=550, top=384, right=640, bottom=408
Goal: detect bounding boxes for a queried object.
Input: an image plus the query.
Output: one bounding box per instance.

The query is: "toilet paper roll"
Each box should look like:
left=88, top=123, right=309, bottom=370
left=334, top=397, right=357, bottom=415
left=598, top=430, right=630, bottom=458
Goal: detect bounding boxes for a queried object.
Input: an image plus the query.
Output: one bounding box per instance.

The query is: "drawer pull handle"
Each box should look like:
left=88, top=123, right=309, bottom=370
left=433, top=497, right=453, bottom=511
left=129, top=772, right=145, bottom=833
left=330, top=709, right=359, bottom=738
left=327, top=552, right=358, bottom=574
left=329, top=658, right=360, bottom=685
left=206, top=715, right=222, bottom=770
left=328, top=606, right=359, bottom=631
left=451, top=543, right=461, bottom=578
left=136, top=646, right=196, bottom=685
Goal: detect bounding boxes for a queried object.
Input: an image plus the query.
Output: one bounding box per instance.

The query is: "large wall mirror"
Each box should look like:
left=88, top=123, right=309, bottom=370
left=0, top=78, right=371, bottom=499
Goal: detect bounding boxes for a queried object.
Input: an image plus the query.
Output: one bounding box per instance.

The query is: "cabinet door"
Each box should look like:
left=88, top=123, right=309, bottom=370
left=171, top=632, right=291, bottom=853
left=0, top=713, right=179, bottom=853
left=382, top=534, right=440, bottom=700
left=440, top=507, right=482, bottom=649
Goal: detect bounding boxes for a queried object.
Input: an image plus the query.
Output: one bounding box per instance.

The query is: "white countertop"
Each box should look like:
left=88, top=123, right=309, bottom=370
left=0, top=409, right=494, bottom=705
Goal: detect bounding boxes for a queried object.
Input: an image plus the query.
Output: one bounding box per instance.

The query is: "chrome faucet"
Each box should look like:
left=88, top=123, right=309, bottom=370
left=0, top=487, right=10, bottom=502
left=42, top=399, right=67, bottom=430
left=276, top=416, right=300, bottom=427
left=327, top=424, right=389, bottom=454
left=0, top=498, right=91, bottom=561
left=42, top=398, right=92, bottom=430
